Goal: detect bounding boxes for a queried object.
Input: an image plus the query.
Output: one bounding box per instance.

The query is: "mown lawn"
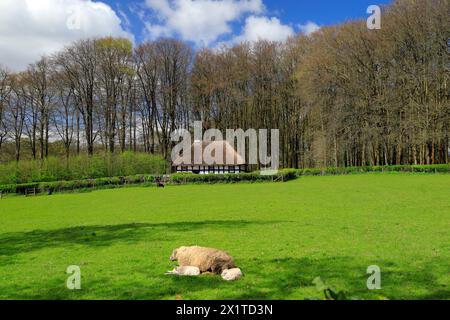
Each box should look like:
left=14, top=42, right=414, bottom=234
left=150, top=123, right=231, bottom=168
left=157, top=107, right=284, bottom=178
left=0, top=173, right=449, bottom=300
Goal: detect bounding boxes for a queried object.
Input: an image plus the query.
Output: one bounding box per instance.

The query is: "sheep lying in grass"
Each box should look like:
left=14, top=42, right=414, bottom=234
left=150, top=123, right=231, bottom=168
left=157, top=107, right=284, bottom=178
left=170, top=246, right=237, bottom=274
left=166, top=266, right=201, bottom=276
left=221, top=268, right=243, bottom=281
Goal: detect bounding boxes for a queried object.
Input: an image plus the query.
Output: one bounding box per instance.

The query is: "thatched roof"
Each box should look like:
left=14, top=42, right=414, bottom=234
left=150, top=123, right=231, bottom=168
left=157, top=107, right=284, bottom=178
left=173, top=140, right=245, bottom=166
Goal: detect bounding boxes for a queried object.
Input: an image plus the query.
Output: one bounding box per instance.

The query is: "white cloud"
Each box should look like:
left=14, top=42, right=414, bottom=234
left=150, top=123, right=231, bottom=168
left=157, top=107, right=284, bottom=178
left=231, top=15, right=295, bottom=43
left=144, top=0, right=265, bottom=46
left=0, top=0, right=132, bottom=71
left=298, top=21, right=320, bottom=35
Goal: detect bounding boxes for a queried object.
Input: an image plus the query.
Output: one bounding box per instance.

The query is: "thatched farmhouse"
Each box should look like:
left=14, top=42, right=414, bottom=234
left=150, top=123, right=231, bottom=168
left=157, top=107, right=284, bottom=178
left=172, top=140, right=246, bottom=174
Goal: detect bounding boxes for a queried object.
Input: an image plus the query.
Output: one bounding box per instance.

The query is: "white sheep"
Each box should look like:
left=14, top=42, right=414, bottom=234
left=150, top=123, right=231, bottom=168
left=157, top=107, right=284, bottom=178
left=166, top=266, right=201, bottom=276
left=221, top=268, right=243, bottom=281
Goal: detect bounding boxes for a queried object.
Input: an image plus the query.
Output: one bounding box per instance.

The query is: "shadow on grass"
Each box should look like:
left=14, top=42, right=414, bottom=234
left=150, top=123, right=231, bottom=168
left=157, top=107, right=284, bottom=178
left=162, top=256, right=448, bottom=300
left=183, top=256, right=448, bottom=301
left=0, top=252, right=450, bottom=300
left=0, top=220, right=285, bottom=258
left=1, top=220, right=448, bottom=300
left=0, top=255, right=447, bottom=300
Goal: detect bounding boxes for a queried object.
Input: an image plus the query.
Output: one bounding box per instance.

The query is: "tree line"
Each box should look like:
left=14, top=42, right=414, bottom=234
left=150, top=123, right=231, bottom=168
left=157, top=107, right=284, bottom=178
left=0, top=0, right=448, bottom=168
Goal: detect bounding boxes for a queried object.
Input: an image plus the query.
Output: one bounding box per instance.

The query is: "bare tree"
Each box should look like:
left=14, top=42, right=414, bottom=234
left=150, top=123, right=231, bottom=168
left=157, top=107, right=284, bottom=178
left=27, top=57, right=54, bottom=159
left=0, top=66, right=10, bottom=151
left=55, top=39, right=98, bottom=156
left=95, top=37, right=133, bottom=153
left=5, top=74, right=27, bottom=161
left=52, top=72, right=76, bottom=159
left=154, top=39, right=192, bottom=159
left=135, top=42, right=159, bottom=153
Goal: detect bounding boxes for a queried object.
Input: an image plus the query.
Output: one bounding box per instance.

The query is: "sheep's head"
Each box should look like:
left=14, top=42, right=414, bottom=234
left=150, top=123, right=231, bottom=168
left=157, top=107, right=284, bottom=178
left=170, top=247, right=187, bottom=261
left=169, top=249, right=178, bottom=261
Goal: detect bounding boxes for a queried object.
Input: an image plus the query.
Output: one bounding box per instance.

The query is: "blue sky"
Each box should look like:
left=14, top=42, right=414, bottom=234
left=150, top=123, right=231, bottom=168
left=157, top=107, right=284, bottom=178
left=102, top=0, right=393, bottom=44
left=0, top=0, right=393, bottom=71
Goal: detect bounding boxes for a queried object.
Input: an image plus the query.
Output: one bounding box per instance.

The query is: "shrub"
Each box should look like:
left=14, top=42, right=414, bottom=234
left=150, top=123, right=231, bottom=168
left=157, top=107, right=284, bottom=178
left=6, top=174, right=159, bottom=195
left=170, top=169, right=298, bottom=185
left=0, top=184, right=17, bottom=194
left=0, top=153, right=167, bottom=185
left=295, top=164, right=450, bottom=177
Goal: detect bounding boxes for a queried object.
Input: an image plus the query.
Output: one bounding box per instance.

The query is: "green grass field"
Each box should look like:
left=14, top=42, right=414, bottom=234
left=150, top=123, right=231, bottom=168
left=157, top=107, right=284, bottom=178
left=0, top=173, right=449, bottom=300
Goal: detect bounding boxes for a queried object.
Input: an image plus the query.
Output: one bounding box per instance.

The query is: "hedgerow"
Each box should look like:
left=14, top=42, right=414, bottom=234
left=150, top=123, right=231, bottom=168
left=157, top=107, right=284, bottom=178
left=170, top=169, right=298, bottom=184
left=295, top=164, right=450, bottom=177
left=0, top=165, right=448, bottom=196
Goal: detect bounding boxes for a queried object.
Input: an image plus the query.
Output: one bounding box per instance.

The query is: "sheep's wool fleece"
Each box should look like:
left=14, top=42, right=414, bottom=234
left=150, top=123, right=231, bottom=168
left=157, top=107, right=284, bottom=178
left=221, top=268, right=243, bottom=281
